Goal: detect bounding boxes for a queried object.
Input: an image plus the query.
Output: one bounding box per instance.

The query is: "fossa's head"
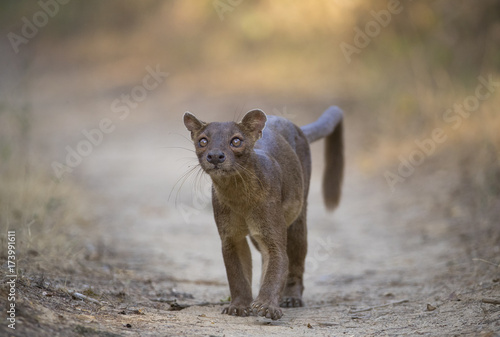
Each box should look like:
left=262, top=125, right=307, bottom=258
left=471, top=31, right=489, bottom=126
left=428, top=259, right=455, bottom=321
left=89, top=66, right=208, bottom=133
left=183, top=110, right=267, bottom=177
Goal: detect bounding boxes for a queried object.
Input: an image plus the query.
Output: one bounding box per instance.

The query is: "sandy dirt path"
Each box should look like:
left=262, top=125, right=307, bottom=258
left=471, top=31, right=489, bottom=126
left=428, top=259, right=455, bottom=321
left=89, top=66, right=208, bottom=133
left=58, top=110, right=498, bottom=336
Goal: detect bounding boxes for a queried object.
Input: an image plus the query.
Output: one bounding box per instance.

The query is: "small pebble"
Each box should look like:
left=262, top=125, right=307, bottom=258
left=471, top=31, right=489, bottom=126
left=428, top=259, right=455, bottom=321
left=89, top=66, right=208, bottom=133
left=426, top=304, right=437, bottom=311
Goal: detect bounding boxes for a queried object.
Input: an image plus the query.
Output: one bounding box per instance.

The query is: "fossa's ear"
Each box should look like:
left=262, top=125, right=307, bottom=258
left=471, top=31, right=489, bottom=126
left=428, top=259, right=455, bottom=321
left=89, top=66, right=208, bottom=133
left=183, top=112, right=206, bottom=135
left=240, top=109, right=267, bottom=140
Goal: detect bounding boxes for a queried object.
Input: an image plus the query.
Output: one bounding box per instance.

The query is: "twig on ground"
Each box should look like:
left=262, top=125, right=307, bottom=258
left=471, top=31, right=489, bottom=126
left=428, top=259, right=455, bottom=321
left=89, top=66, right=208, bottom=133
left=317, top=322, right=339, bottom=327
left=69, top=290, right=103, bottom=305
left=349, top=299, right=409, bottom=314
left=150, top=298, right=229, bottom=307
left=482, top=298, right=500, bottom=305
left=56, top=285, right=104, bottom=305
left=195, top=301, right=230, bottom=307
left=150, top=299, right=230, bottom=311
left=472, top=258, right=500, bottom=268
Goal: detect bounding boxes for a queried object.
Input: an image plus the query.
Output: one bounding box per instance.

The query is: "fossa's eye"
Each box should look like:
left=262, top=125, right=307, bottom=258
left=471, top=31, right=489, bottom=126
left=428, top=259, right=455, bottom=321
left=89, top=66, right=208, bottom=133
left=199, top=138, right=208, bottom=147
left=231, top=137, right=242, bottom=147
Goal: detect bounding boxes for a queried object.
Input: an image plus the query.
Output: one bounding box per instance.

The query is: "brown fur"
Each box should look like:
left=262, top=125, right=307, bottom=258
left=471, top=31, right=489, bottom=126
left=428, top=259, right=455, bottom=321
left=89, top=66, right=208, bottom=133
left=183, top=106, right=343, bottom=320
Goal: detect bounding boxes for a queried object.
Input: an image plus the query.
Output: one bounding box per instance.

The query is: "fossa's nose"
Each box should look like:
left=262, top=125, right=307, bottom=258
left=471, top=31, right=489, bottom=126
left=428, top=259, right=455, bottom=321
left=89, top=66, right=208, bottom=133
left=207, top=151, right=226, bottom=164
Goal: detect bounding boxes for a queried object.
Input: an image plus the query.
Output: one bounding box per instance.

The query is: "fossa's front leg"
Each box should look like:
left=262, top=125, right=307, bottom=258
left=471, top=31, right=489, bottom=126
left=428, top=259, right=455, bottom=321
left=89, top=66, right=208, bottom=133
left=214, top=200, right=253, bottom=317
left=220, top=236, right=253, bottom=316
left=249, top=208, right=288, bottom=320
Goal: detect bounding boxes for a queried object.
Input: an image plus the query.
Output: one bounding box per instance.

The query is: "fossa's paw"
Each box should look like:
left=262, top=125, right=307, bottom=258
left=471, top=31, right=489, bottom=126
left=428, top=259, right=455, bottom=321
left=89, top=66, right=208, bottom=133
left=250, top=300, right=283, bottom=320
left=280, top=297, right=303, bottom=308
left=221, top=304, right=251, bottom=317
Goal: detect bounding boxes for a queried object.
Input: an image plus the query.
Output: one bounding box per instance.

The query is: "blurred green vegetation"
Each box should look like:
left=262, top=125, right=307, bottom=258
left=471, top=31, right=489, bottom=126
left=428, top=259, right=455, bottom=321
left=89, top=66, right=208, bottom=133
left=1, top=1, right=499, bottom=240
left=3, top=1, right=498, bottom=126
left=3, top=1, right=498, bottom=76
left=0, top=103, right=90, bottom=265
left=1, top=1, right=163, bottom=37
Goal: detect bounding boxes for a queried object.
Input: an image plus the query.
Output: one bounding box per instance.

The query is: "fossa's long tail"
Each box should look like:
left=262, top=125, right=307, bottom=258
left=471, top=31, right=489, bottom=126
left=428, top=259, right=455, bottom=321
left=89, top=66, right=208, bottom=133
left=301, top=106, right=344, bottom=210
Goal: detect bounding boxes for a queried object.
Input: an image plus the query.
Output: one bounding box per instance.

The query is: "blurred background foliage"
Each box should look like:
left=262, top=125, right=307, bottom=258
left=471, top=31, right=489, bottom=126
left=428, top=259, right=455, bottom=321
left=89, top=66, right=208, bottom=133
left=1, top=1, right=499, bottom=133
left=0, top=0, right=499, bottom=258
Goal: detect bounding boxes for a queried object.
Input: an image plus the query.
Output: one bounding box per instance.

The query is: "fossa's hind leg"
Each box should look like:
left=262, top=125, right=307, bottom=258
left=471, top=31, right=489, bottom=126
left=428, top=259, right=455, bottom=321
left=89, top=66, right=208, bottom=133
left=281, top=207, right=307, bottom=307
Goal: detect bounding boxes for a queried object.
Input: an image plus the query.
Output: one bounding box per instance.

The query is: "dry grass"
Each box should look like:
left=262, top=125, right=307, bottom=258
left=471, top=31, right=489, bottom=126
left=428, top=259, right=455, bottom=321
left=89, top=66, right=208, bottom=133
left=0, top=105, right=92, bottom=274
left=356, top=89, right=500, bottom=265
left=359, top=86, right=500, bottom=169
